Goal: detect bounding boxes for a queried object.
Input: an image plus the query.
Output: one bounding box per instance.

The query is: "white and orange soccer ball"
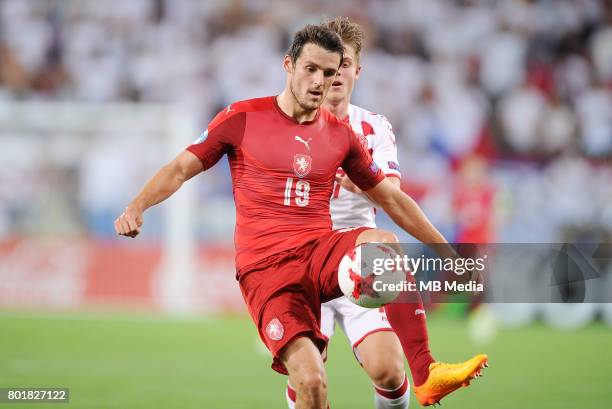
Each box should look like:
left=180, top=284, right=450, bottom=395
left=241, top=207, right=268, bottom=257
left=338, top=243, right=405, bottom=308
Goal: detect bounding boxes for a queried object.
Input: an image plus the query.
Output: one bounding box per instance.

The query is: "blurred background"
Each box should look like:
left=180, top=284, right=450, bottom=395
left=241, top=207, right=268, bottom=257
left=0, top=0, right=611, bottom=408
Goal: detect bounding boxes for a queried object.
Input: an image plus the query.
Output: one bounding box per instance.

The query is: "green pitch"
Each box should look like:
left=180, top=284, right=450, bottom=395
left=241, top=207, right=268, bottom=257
left=0, top=310, right=610, bottom=408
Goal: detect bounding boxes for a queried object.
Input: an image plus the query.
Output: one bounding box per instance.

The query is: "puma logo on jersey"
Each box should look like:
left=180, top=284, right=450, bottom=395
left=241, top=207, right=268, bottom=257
left=224, top=105, right=235, bottom=115
left=415, top=309, right=426, bottom=316
left=294, top=135, right=312, bottom=150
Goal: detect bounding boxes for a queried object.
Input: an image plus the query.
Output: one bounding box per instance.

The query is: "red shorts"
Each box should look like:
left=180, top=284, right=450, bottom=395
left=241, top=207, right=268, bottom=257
left=238, top=227, right=371, bottom=374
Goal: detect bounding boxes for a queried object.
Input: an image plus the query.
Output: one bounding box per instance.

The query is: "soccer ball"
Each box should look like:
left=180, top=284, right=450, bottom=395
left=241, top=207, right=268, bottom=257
left=338, top=243, right=405, bottom=308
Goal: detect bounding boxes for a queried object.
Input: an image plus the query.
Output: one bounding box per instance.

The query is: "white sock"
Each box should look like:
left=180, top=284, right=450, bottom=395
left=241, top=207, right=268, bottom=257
left=373, top=375, right=410, bottom=409
left=286, top=382, right=296, bottom=409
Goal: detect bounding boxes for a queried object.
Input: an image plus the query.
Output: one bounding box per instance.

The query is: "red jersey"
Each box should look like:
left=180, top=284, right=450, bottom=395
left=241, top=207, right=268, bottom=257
left=187, top=96, right=384, bottom=273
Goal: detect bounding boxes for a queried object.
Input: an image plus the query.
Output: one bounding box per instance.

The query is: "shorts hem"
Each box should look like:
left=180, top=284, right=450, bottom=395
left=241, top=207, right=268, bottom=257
left=352, top=327, right=395, bottom=364
left=271, top=331, right=329, bottom=375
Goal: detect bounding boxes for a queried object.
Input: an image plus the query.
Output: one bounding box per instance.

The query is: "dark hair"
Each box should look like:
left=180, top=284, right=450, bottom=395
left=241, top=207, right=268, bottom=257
left=323, top=17, right=365, bottom=62
left=287, top=24, right=344, bottom=63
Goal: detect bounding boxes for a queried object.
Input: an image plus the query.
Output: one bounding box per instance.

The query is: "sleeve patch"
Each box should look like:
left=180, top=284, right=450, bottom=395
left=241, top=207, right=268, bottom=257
left=193, top=129, right=209, bottom=144
left=387, top=161, right=400, bottom=171
left=369, top=162, right=380, bottom=174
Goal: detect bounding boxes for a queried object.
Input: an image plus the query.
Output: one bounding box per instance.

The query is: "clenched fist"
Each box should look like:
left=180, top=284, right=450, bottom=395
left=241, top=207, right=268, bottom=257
left=114, top=206, right=144, bottom=238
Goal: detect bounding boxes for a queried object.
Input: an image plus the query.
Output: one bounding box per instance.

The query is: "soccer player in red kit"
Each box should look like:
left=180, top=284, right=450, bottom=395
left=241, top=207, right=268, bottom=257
left=115, top=24, right=487, bottom=409
left=280, top=17, right=485, bottom=409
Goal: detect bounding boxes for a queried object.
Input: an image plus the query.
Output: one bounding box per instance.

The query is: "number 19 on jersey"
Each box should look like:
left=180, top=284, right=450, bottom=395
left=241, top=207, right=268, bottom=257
left=284, top=177, right=310, bottom=207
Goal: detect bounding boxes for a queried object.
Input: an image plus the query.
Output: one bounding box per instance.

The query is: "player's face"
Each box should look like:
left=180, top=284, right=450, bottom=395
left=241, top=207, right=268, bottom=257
left=284, top=43, right=341, bottom=112
left=327, top=43, right=361, bottom=103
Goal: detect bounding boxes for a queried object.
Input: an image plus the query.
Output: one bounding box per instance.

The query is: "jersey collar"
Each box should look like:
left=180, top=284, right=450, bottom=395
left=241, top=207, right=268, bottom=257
left=272, top=95, right=321, bottom=125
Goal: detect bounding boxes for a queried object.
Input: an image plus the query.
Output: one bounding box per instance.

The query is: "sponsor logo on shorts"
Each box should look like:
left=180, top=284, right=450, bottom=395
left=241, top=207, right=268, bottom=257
left=415, top=308, right=426, bottom=316
left=266, top=318, right=284, bottom=341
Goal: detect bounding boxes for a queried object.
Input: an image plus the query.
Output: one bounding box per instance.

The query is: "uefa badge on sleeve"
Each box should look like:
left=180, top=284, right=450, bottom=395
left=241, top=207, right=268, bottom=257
left=193, top=129, right=209, bottom=144
left=369, top=162, right=380, bottom=175
left=388, top=161, right=400, bottom=172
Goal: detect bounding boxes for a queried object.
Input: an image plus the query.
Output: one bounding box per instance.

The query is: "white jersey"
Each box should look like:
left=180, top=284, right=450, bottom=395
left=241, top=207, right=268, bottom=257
left=331, top=104, right=401, bottom=229
left=323, top=105, right=401, bottom=357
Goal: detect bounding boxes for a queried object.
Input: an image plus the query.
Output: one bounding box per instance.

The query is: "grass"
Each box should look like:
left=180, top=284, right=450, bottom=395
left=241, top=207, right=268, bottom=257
left=0, top=310, right=610, bottom=408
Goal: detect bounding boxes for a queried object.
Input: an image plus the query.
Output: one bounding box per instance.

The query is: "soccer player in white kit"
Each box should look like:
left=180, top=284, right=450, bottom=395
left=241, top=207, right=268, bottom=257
left=285, top=18, right=488, bottom=409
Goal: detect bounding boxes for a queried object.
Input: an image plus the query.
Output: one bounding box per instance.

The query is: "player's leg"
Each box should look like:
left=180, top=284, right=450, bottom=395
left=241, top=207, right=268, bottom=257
left=355, top=229, right=435, bottom=387
left=313, top=227, right=488, bottom=406
left=286, top=302, right=336, bottom=409
left=333, top=297, right=409, bottom=409
left=357, top=332, right=410, bottom=409
left=281, top=336, right=329, bottom=409
left=239, top=253, right=333, bottom=409
left=355, top=229, right=489, bottom=406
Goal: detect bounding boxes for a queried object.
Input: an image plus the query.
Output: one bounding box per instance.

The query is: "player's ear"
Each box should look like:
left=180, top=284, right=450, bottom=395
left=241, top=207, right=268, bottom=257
left=283, top=55, right=294, bottom=74
left=355, top=64, right=362, bottom=80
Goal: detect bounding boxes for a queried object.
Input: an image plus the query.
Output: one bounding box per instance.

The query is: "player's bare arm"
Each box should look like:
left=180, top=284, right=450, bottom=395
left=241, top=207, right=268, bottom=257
left=114, top=151, right=203, bottom=238
left=336, top=173, right=400, bottom=194
left=365, top=178, right=457, bottom=258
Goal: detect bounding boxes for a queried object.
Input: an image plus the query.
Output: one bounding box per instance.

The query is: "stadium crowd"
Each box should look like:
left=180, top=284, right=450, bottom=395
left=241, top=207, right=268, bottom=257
left=0, top=0, right=611, bottom=243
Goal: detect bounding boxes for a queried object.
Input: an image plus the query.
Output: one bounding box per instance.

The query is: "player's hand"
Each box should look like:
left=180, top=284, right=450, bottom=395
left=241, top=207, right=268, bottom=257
left=335, top=174, right=361, bottom=194
left=114, top=206, right=143, bottom=238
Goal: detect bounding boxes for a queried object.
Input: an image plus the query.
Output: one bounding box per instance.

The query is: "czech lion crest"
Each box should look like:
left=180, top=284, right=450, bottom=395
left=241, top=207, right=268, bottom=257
left=266, top=318, right=284, bottom=341
left=293, top=154, right=312, bottom=178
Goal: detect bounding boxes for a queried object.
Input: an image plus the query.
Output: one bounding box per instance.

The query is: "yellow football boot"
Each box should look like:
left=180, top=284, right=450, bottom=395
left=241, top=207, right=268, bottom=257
left=414, top=354, right=489, bottom=406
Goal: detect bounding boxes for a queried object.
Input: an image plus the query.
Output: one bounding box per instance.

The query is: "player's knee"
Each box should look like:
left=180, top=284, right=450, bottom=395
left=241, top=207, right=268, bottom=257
left=297, top=370, right=327, bottom=398
left=365, top=358, right=405, bottom=390
left=303, top=371, right=327, bottom=392
left=376, top=229, right=399, bottom=244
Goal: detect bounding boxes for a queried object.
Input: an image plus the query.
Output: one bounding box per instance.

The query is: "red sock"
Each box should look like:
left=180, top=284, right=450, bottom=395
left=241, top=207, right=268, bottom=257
left=286, top=384, right=296, bottom=409
left=384, top=293, right=435, bottom=386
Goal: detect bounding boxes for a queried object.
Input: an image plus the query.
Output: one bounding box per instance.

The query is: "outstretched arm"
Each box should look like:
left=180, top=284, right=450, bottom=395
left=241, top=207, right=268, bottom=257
left=335, top=173, right=400, bottom=209
left=365, top=178, right=457, bottom=258
left=336, top=172, right=400, bottom=197
left=114, top=150, right=203, bottom=238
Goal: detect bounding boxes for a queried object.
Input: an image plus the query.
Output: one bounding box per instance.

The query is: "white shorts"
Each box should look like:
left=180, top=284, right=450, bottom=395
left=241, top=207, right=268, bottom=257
left=321, top=296, right=394, bottom=362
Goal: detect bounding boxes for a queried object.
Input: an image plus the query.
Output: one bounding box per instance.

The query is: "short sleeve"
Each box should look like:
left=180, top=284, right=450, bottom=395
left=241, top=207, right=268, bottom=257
left=186, top=109, right=246, bottom=171
left=371, top=117, right=401, bottom=179
left=341, top=128, right=385, bottom=191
